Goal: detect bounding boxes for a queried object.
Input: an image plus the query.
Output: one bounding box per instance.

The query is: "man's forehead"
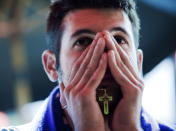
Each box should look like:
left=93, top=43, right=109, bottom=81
left=62, top=9, right=133, bottom=36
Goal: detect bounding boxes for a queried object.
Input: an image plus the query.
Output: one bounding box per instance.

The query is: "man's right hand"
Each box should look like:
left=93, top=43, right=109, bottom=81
left=60, top=33, right=107, bottom=131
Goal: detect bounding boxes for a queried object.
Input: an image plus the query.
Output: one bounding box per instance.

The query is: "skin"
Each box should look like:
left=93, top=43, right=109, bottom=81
left=42, top=9, right=144, bottom=131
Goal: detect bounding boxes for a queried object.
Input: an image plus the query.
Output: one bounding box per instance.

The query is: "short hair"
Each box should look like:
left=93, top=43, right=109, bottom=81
left=46, top=0, right=140, bottom=69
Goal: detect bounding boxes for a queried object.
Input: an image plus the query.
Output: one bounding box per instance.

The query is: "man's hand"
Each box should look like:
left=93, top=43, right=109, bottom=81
left=60, top=33, right=107, bottom=131
left=103, top=31, right=144, bottom=131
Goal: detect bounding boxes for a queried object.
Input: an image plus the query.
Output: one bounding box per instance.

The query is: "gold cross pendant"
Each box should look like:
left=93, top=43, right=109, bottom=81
left=98, top=89, right=113, bottom=115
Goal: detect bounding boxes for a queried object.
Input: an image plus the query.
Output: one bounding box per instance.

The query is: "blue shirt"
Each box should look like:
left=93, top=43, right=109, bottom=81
left=1, top=87, right=175, bottom=131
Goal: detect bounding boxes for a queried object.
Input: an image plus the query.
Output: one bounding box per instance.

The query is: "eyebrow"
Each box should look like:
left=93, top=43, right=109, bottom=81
left=110, top=27, right=129, bottom=36
left=71, top=29, right=96, bottom=37
left=71, top=27, right=129, bottom=37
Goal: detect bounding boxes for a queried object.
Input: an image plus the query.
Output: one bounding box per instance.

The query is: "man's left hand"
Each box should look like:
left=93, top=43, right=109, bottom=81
left=103, top=31, right=144, bottom=131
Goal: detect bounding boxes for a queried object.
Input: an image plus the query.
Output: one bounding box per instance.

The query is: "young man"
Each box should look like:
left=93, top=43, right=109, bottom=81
left=1, top=0, right=175, bottom=131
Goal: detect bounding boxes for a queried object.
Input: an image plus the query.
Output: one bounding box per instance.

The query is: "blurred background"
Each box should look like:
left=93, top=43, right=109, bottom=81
left=0, top=0, right=175, bottom=129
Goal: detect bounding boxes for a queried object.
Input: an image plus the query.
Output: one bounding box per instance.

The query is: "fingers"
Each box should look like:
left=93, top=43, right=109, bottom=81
left=108, top=50, right=135, bottom=93
left=111, top=36, right=139, bottom=79
left=88, top=38, right=105, bottom=71
left=84, top=53, right=107, bottom=90
left=108, top=50, right=144, bottom=99
left=62, top=36, right=107, bottom=113
left=75, top=38, right=105, bottom=89
left=70, top=33, right=103, bottom=85
left=68, top=46, right=89, bottom=83
left=110, top=35, right=144, bottom=87
left=103, top=32, right=143, bottom=88
left=64, top=33, right=106, bottom=98
left=70, top=40, right=96, bottom=85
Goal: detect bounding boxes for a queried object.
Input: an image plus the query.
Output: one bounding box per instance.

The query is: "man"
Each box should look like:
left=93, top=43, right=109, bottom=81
left=1, top=0, right=175, bottom=131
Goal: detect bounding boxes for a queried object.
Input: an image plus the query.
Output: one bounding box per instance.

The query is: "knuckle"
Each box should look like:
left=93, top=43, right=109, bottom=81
left=90, top=77, right=98, bottom=84
left=74, top=61, right=81, bottom=70
left=86, top=65, right=93, bottom=72
left=84, top=66, right=94, bottom=79
left=82, top=60, right=89, bottom=68
left=139, top=79, right=144, bottom=86
left=136, top=82, right=143, bottom=90
left=85, top=71, right=92, bottom=79
left=118, top=61, right=124, bottom=68
left=133, top=86, right=142, bottom=95
left=135, top=79, right=144, bottom=89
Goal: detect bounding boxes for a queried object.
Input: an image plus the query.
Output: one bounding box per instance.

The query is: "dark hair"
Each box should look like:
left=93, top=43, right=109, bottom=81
left=46, top=0, right=140, bottom=69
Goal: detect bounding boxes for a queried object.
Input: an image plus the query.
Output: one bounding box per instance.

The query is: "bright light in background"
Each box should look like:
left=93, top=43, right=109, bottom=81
left=143, top=57, right=176, bottom=128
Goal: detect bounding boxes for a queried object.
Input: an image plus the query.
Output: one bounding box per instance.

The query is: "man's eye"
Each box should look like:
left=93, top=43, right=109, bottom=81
left=74, top=37, right=93, bottom=47
left=113, top=35, right=127, bottom=44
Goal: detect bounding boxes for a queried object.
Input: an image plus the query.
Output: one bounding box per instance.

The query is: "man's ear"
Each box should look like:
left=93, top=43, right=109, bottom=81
left=136, top=49, right=143, bottom=73
left=42, top=50, right=58, bottom=82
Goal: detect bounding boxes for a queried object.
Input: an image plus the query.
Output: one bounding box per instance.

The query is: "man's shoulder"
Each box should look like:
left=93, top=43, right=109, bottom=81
left=141, top=110, right=175, bottom=131
left=158, top=123, right=176, bottom=131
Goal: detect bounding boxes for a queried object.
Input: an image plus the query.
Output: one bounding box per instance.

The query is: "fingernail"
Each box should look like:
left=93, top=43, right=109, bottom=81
left=95, top=32, right=101, bottom=40
left=103, top=33, right=109, bottom=40
left=102, top=30, right=108, bottom=34
left=97, top=38, right=105, bottom=45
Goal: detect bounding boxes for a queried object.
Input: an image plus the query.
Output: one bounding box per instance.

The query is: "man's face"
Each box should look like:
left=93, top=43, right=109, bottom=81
left=60, top=9, right=139, bottom=86
left=43, top=8, right=143, bottom=115
left=54, top=9, right=142, bottom=115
